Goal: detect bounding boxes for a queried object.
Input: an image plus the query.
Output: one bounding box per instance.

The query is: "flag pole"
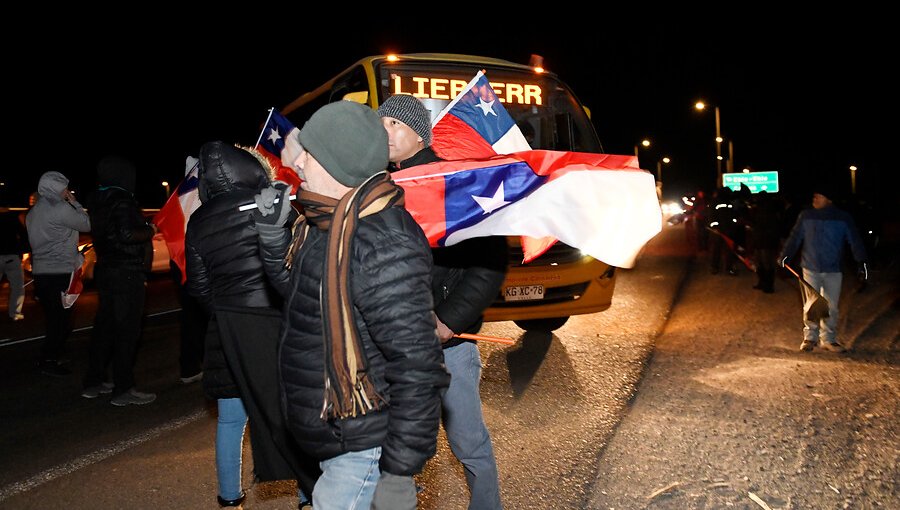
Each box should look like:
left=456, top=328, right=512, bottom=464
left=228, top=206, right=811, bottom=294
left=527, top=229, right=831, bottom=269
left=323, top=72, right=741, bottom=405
left=254, top=107, right=276, bottom=149
left=454, top=333, right=516, bottom=345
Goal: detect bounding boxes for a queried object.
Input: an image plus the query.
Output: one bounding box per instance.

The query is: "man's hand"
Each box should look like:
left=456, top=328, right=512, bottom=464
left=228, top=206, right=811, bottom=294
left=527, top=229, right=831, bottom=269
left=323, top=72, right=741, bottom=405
left=253, top=181, right=292, bottom=226
left=434, top=316, right=454, bottom=343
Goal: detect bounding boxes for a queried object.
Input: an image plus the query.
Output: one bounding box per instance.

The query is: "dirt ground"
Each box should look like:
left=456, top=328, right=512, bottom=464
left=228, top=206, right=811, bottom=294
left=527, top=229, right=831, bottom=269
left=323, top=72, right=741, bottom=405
left=590, top=247, right=899, bottom=509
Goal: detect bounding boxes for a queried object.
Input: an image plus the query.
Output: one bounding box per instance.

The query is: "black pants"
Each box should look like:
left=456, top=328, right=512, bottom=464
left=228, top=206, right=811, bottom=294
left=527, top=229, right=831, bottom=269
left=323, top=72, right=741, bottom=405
left=34, top=273, right=73, bottom=362
left=84, top=268, right=147, bottom=395
left=755, top=248, right=777, bottom=291
left=177, top=284, right=207, bottom=378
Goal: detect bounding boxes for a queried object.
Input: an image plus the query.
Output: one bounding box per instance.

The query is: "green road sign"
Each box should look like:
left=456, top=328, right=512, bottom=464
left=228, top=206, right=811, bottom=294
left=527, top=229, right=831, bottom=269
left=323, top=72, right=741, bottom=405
left=723, top=171, right=779, bottom=193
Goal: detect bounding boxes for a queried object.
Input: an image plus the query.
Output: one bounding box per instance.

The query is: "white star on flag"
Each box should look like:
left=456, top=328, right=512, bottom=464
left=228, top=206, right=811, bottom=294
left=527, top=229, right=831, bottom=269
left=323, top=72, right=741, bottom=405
left=267, top=127, right=282, bottom=145
left=472, top=182, right=509, bottom=214
left=475, top=97, right=497, bottom=116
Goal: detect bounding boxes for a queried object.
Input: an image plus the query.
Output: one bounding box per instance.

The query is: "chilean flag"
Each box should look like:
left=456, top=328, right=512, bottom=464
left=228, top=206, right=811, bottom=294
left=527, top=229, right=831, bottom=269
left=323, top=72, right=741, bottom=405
left=153, top=159, right=201, bottom=283
left=431, top=70, right=532, bottom=160
left=255, top=108, right=303, bottom=193
left=393, top=150, right=662, bottom=269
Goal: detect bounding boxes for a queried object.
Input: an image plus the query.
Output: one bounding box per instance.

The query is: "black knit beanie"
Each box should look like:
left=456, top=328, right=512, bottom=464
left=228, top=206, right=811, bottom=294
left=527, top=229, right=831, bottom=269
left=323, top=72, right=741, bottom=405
left=377, top=95, right=433, bottom=147
left=298, top=101, right=389, bottom=187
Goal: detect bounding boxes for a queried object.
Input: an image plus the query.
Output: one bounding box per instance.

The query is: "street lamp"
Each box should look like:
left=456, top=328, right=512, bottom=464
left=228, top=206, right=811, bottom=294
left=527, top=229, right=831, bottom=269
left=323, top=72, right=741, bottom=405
left=656, top=156, right=671, bottom=198
left=161, top=180, right=170, bottom=197
left=634, top=138, right=651, bottom=164
left=695, top=101, right=722, bottom=186
left=849, top=165, right=858, bottom=195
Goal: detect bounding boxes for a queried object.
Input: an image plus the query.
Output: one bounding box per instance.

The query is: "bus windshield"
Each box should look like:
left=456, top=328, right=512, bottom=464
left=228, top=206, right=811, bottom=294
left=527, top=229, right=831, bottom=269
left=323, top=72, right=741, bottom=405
left=375, top=61, right=602, bottom=153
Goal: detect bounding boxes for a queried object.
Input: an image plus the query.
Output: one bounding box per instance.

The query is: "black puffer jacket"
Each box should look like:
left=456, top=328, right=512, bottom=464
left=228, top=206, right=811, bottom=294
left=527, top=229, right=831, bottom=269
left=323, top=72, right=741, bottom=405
left=258, top=202, right=450, bottom=477
left=185, top=141, right=280, bottom=398
left=89, top=157, right=154, bottom=274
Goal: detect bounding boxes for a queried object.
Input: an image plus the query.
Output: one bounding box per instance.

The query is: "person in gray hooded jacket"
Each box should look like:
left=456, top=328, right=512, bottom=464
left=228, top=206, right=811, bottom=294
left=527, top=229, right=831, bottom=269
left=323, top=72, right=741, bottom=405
left=26, top=171, right=91, bottom=377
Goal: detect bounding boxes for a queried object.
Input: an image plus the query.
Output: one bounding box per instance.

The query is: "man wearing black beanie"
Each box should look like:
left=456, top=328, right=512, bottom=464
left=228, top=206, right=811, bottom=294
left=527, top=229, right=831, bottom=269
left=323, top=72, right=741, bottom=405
left=380, top=94, right=508, bottom=510
left=780, top=186, right=868, bottom=353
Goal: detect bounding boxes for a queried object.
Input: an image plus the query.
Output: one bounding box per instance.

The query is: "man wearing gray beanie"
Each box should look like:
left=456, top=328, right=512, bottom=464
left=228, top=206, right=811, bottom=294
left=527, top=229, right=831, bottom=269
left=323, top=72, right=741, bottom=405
left=380, top=94, right=508, bottom=509
left=254, top=100, right=450, bottom=510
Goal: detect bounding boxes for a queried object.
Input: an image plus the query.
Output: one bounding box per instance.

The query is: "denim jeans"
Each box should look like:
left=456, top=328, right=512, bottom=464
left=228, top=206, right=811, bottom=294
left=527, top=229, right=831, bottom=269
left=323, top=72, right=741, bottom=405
left=313, top=447, right=381, bottom=510
left=216, top=397, right=247, bottom=502
left=802, top=269, right=843, bottom=344
left=443, top=342, right=503, bottom=510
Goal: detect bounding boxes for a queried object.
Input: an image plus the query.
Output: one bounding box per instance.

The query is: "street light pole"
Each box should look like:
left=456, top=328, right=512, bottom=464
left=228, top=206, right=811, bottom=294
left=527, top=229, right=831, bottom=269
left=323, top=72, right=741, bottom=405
left=656, top=156, right=670, bottom=198
left=849, top=165, right=858, bottom=195
left=715, top=106, right=722, bottom=186
left=634, top=138, right=650, bottom=165
left=162, top=181, right=170, bottom=197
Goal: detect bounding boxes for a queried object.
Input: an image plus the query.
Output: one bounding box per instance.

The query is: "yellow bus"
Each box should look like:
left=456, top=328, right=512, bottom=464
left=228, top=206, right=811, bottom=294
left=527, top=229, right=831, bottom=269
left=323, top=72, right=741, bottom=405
left=282, top=53, right=617, bottom=332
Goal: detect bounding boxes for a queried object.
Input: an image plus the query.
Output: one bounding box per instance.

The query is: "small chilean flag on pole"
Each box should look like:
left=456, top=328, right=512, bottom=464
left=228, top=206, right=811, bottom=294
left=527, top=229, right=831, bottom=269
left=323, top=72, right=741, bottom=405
left=153, top=157, right=201, bottom=283
left=255, top=108, right=303, bottom=194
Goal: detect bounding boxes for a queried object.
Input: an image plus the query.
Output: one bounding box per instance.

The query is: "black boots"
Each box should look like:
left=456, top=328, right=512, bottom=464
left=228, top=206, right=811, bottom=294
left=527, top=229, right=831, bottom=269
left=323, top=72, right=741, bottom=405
left=217, top=490, right=246, bottom=507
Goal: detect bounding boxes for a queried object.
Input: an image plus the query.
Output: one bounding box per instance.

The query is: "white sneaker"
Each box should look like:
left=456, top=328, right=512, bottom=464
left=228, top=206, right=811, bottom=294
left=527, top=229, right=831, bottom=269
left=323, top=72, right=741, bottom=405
left=12, top=314, right=24, bottom=321
left=821, top=342, right=847, bottom=353
left=110, top=388, right=157, bottom=406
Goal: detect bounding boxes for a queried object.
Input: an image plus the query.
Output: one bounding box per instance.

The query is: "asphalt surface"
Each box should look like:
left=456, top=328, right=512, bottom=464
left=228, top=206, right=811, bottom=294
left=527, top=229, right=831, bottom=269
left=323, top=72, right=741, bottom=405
left=1, top=222, right=895, bottom=509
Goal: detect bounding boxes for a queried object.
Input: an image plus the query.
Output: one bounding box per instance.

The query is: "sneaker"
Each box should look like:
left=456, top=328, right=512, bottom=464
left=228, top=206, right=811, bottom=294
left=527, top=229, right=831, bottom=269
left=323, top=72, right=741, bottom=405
left=110, top=388, right=156, bottom=406
left=800, top=340, right=816, bottom=351
left=81, top=382, right=115, bottom=399
left=12, top=313, right=24, bottom=321
left=39, top=360, right=72, bottom=377
left=180, top=371, right=203, bottom=384
left=821, top=342, right=847, bottom=353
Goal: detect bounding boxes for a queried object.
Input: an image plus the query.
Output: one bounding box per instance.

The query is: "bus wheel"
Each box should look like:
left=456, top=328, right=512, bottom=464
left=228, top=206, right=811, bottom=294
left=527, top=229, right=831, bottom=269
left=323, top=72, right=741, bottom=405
left=514, top=317, right=569, bottom=333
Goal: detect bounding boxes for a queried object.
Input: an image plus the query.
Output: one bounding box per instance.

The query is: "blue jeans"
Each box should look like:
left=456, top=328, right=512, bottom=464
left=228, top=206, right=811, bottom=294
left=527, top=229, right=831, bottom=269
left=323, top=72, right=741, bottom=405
left=801, top=269, right=843, bottom=344
left=443, top=342, right=503, bottom=510
left=216, top=398, right=247, bottom=501
left=313, top=447, right=380, bottom=510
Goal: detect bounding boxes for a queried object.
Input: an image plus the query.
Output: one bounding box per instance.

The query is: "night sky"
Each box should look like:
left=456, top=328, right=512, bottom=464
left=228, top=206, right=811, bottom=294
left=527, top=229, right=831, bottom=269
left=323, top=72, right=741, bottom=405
left=8, top=18, right=890, bottom=213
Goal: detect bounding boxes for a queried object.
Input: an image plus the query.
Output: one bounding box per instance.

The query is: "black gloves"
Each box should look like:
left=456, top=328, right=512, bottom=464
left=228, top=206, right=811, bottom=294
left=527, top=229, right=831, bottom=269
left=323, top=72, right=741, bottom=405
left=253, top=181, right=293, bottom=226
left=371, top=472, right=416, bottom=510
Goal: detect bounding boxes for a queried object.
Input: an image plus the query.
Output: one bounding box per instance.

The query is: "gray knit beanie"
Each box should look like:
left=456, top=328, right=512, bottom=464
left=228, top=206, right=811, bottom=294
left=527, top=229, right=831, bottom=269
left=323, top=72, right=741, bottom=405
left=377, top=95, right=433, bottom=147
left=298, top=101, right=389, bottom=187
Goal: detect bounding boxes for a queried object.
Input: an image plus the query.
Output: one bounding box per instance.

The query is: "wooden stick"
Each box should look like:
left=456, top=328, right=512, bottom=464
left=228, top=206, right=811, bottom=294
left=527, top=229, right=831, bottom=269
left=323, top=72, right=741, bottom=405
left=455, top=333, right=516, bottom=345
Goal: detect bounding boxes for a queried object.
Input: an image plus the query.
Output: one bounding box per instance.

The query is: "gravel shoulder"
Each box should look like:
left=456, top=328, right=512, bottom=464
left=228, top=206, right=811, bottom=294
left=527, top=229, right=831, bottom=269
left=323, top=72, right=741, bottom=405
left=590, top=239, right=899, bottom=509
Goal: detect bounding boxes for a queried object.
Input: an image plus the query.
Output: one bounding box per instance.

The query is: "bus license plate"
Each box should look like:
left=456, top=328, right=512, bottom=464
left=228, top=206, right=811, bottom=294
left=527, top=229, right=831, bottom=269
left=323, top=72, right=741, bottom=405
left=504, top=285, right=544, bottom=301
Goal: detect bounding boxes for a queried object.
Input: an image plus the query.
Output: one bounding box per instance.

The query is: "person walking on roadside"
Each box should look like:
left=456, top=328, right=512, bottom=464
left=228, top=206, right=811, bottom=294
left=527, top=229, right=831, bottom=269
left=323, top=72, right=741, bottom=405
left=0, top=206, right=30, bottom=321
left=780, top=185, right=868, bottom=353
left=82, top=156, right=157, bottom=405
left=25, top=171, right=91, bottom=377
left=254, top=101, right=450, bottom=510
left=748, top=191, right=783, bottom=293
left=380, top=94, right=508, bottom=510
left=186, top=141, right=317, bottom=509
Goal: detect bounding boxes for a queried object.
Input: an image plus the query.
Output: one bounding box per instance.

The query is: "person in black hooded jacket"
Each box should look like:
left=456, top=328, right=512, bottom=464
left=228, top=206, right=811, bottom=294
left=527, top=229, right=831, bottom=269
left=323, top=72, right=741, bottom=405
left=82, top=156, right=157, bottom=405
left=185, top=141, right=318, bottom=508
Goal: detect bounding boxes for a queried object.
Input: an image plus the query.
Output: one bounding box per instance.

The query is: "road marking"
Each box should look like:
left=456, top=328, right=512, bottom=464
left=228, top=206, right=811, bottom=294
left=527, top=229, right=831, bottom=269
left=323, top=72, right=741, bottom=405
left=0, top=409, right=206, bottom=502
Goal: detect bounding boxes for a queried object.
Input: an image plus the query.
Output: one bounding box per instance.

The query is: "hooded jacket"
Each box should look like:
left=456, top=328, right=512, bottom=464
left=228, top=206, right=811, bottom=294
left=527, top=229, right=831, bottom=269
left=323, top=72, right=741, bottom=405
left=25, top=171, right=91, bottom=275
left=89, top=157, right=154, bottom=273
left=185, top=142, right=280, bottom=397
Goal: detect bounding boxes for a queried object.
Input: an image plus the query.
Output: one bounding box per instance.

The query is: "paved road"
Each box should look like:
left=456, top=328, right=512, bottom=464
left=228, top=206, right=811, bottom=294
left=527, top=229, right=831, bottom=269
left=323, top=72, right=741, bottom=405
left=0, top=222, right=689, bottom=510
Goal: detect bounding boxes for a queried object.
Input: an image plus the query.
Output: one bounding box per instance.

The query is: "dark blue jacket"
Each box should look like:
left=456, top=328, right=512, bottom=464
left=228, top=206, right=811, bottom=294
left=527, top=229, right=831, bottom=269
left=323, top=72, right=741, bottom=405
left=780, top=204, right=867, bottom=273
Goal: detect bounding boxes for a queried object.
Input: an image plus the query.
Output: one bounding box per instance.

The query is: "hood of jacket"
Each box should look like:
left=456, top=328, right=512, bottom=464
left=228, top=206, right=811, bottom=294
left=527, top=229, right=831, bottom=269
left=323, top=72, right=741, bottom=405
left=198, top=141, right=270, bottom=203
left=97, top=155, right=137, bottom=192
left=37, top=171, right=69, bottom=205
